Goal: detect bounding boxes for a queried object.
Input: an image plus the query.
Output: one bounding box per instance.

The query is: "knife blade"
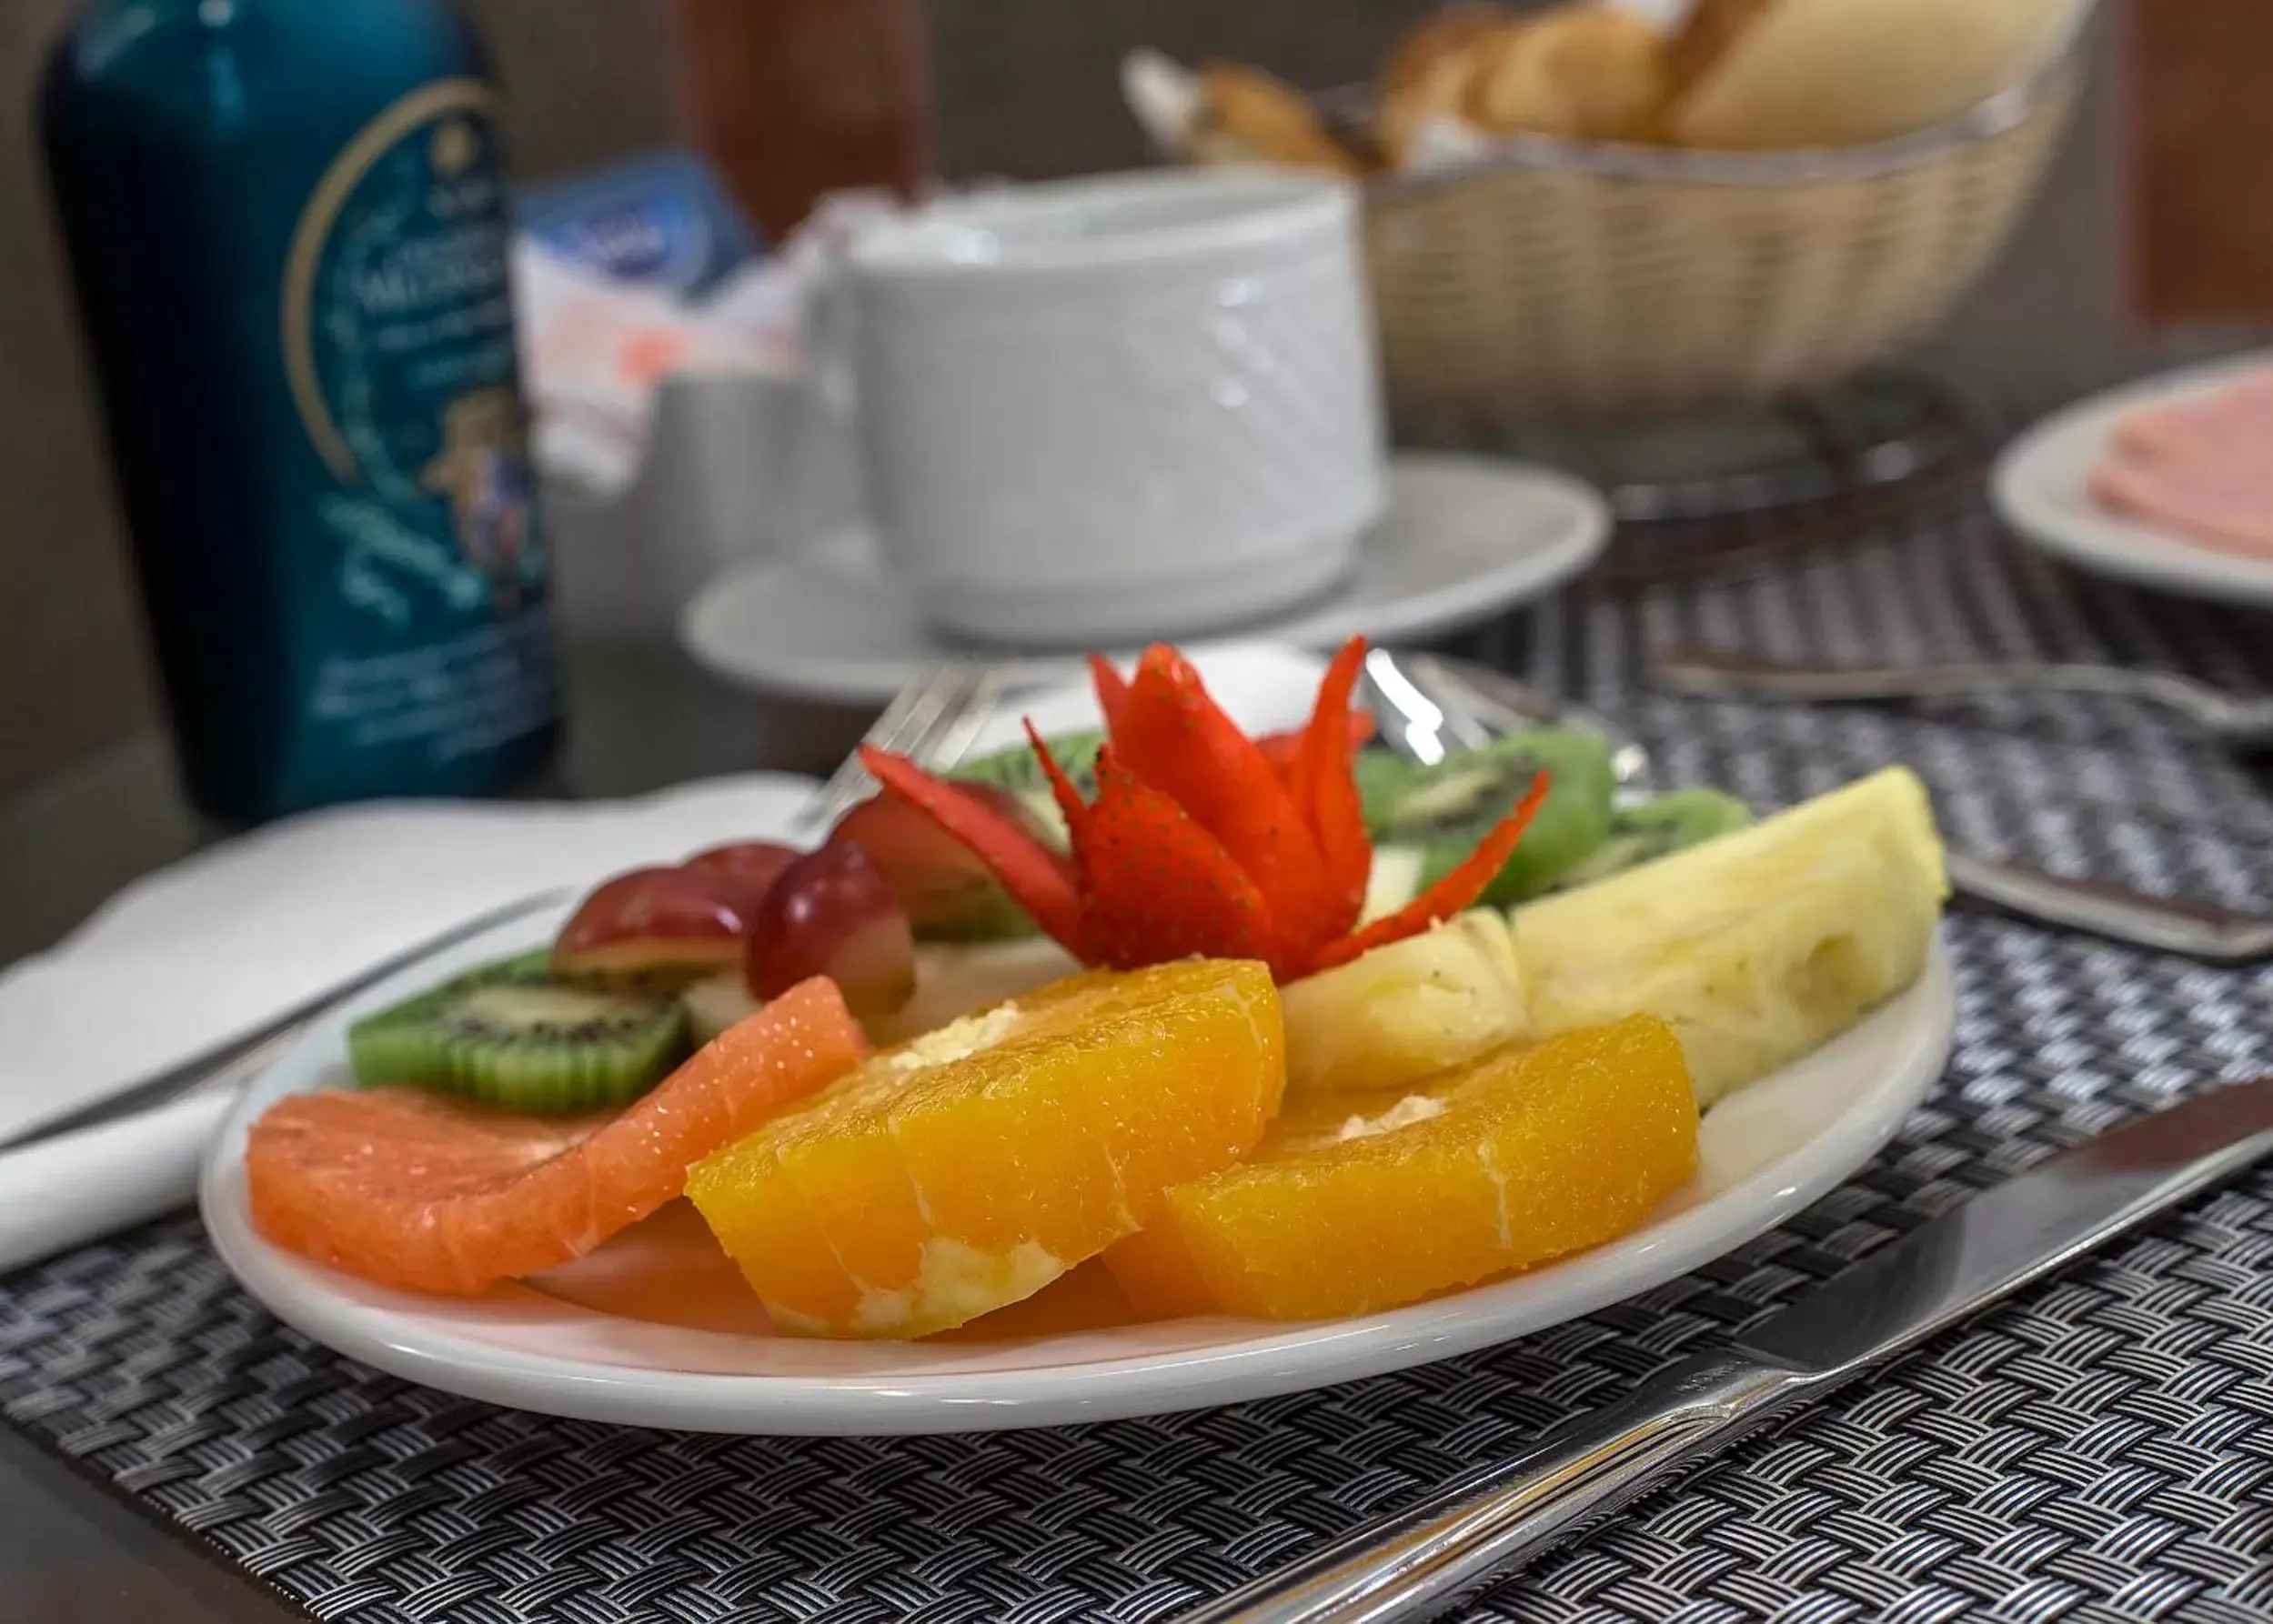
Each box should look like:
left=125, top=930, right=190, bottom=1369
left=1174, top=1075, right=2273, bottom=1624
left=0, top=886, right=573, bottom=1158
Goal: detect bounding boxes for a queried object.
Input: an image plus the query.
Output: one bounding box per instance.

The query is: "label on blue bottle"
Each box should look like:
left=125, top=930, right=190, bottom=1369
left=279, top=78, right=555, bottom=782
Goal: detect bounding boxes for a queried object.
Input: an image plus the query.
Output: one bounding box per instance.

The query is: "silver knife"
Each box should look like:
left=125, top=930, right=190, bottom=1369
left=1173, top=1075, right=2273, bottom=1624
left=1941, top=852, right=2273, bottom=963
left=0, top=887, right=573, bottom=1156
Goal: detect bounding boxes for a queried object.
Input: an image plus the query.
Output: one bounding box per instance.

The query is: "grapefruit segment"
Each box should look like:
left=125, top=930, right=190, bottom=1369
left=1102, top=1016, right=1698, bottom=1320
left=247, top=977, right=867, bottom=1296
left=686, top=959, right=1286, bottom=1338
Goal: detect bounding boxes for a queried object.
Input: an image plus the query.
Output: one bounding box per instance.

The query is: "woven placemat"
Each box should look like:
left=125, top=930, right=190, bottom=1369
left=7, top=403, right=2273, bottom=1622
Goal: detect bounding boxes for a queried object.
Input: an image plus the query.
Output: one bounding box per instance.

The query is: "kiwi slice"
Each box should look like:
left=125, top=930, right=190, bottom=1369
left=1551, top=787, right=1754, bottom=892
left=950, top=729, right=1103, bottom=845
left=1367, top=731, right=1617, bottom=906
left=347, top=951, right=691, bottom=1112
left=1351, top=748, right=1413, bottom=827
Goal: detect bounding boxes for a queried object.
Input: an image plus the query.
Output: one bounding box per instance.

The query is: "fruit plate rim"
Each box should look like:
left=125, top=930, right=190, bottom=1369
left=200, top=904, right=1956, bottom=1436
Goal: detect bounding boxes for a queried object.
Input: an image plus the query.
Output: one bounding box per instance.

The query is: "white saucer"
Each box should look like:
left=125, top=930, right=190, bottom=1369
left=679, top=453, right=1610, bottom=704
left=1993, top=351, right=2273, bottom=608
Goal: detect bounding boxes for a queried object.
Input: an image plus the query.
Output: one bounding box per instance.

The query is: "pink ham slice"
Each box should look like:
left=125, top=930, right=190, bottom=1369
left=2090, top=368, right=2273, bottom=558
left=2089, top=460, right=2273, bottom=558
left=2112, top=370, right=2273, bottom=465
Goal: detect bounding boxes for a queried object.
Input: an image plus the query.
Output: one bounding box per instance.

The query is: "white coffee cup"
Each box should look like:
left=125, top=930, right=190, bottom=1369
left=838, top=169, right=1386, bottom=646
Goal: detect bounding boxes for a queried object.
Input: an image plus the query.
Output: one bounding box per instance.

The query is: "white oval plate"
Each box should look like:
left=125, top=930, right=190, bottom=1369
left=679, top=454, right=1610, bottom=706
left=201, top=907, right=1952, bottom=1436
left=1993, top=351, right=2273, bottom=607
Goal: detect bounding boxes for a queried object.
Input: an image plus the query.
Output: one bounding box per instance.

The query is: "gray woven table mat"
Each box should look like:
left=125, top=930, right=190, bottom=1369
left=8, top=429, right=2273, bottom=1621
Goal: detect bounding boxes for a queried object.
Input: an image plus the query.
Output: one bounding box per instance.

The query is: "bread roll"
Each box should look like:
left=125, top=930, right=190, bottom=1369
left=1383, top=5, right=1509, bottom=96
left=1665, top=0, right=1775, bottom=95
left=1669, top=0, right=2072, bottom=150
left=1379, top=35, right=1489, bottom=168
left=1465, top=8, right=1670, bottom=144
left=1192, top=61, right=1361, bottom=175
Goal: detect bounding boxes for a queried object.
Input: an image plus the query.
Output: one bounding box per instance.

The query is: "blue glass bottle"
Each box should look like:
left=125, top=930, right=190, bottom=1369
left=43, top=0, right=559, bottom=823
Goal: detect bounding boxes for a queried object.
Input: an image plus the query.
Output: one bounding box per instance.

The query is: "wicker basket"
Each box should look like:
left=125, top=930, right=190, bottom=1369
left=1361, top=55, right=2083, bottom=429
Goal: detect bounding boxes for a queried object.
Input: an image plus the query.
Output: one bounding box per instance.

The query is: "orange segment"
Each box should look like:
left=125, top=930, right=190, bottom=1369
left=1102, top=1016, right=1698, bottom=1321
left=686, top=960, right=1286, bottom=1338
left=247, top=978, right=867, bottom=1296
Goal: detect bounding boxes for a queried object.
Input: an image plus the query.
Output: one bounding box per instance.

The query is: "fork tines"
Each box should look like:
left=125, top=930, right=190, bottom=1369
left=798, top=665, right=1003, bottom=834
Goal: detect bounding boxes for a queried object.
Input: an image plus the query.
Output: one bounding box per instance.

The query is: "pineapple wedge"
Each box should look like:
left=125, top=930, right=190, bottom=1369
left=1510, top=767, right=1947, bottom=1108
left=1279, top=911, right=1527, bottom=1097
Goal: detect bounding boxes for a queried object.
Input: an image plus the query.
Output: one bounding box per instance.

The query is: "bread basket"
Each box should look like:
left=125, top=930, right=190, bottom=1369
left=1355, top=10, right=2088, bottom=430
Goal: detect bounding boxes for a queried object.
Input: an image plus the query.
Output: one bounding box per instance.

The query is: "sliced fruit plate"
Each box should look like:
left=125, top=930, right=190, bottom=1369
left=201, top=643, right=1955, bottom=1434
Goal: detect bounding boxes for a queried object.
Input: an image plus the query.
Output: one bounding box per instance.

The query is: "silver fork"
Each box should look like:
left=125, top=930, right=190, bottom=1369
left=1653, top=647, right=2273, bottom=749
left=795, top=664, right=1007, bottom=835
left=1366, top=651, right=2273, bottom=964
left=0, top=667, right=1006, bottom=1161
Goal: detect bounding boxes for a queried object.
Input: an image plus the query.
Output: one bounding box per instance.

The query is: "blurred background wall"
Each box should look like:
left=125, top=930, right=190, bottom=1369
left=0, top=0, right=2119, bottom=802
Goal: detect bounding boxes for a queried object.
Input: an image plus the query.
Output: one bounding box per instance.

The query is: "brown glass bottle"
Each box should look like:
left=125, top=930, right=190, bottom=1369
left=671, top=0, right=934, bottom=242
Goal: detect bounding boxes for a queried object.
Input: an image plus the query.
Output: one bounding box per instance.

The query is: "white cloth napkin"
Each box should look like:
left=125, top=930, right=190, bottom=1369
left=0, top=773, right=817, bottom=1149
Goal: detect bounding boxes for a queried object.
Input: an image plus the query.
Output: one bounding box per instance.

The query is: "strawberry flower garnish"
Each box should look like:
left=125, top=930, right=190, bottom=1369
left=860, top=637, right=1545, bottom=982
